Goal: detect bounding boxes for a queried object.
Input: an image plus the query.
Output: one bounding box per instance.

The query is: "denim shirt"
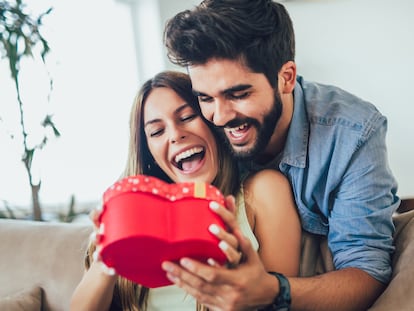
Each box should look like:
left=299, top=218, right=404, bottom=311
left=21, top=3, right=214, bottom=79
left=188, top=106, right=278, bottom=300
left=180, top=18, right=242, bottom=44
left=241, top=76, right=400, bottom=283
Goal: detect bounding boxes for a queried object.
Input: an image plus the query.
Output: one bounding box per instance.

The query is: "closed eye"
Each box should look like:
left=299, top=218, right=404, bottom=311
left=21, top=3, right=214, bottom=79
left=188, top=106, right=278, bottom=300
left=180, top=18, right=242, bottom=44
left=198, top=95, right=213, bottom=103
left=181, top=113, right=198, bottom=122
left=229, top=91, right=250, bottom=100
left=148, top=127, right=164, bottom=137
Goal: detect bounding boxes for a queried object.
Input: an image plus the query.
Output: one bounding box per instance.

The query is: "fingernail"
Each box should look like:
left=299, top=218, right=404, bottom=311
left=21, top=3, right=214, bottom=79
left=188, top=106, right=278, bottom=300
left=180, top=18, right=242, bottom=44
left=209, top=201, right=220, bottom=210
left=92, top=250, right=99, bottom=262
left=89, top=231, right=97, bottom=242
left=106, top=267, right=116, bottom=275
left=208, top=224, right=220, bottom=235
left=166, top=272, right=178, bottom=283
left=161, top=262, right=173, bottom=272
left=101, top=263, right=116, bottom=276
left=218, top=240, right=229, bottom=251
left=207, top=258, right=216, bottom=266
left=180, top=258, right=191, bottom=269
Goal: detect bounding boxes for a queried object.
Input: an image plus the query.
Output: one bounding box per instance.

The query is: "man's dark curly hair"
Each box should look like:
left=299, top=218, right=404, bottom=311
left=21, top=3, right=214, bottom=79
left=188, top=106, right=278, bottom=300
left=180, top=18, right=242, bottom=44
left=164, top=0, right=295, bottom=88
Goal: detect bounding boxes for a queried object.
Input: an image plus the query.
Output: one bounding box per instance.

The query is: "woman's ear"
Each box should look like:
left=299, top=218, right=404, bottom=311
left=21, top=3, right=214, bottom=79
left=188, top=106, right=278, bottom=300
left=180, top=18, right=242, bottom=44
left=278, top=61, right=296, bottom=94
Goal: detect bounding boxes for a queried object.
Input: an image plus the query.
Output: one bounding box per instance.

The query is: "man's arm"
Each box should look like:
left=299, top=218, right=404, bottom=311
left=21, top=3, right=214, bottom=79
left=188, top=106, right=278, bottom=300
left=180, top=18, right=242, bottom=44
left=289, top=268, right=384, bottom=311
left=162, top=203, right=385, bottom=311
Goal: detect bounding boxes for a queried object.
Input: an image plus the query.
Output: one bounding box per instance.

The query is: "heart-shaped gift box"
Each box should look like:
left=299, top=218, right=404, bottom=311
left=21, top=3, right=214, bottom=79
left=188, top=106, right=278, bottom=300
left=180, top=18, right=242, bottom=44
left=98, top=175, right=227, bottom=288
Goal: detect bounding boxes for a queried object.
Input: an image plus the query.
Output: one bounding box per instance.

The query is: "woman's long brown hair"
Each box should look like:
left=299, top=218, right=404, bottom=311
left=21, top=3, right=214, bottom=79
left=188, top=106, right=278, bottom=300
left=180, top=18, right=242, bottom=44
left=85, top=71, right=239, bottom=310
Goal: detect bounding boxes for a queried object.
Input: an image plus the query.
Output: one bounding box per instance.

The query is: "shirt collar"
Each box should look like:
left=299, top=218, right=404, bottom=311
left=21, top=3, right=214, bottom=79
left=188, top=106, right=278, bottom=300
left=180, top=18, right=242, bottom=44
left=279, top=76, right=309, bottom=169
left=239, top=76, right=309, bottom=175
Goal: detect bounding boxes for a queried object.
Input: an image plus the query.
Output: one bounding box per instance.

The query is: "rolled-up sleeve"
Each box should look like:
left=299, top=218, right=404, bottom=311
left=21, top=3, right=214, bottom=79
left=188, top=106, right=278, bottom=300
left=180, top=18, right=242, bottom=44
left=328, top=117, right=399, bottom=284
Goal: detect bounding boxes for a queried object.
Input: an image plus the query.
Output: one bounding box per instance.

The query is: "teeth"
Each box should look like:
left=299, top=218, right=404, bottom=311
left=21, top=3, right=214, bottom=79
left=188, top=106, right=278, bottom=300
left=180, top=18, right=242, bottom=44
left=227, top=123, right=248, bottom=133
left=174, top=147, right=203, bottom=163
left=231, top=131, right=244, bottom=138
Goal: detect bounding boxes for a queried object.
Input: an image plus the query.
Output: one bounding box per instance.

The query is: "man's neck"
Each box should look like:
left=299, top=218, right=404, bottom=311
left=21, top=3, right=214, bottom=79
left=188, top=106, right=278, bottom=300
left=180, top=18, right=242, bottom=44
left=257, top=94, right=294, bottom=165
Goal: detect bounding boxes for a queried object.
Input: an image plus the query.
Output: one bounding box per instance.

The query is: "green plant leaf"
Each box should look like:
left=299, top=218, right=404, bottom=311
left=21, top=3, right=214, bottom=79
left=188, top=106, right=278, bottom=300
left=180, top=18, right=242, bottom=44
left=42, top=114, right=61, bottom=138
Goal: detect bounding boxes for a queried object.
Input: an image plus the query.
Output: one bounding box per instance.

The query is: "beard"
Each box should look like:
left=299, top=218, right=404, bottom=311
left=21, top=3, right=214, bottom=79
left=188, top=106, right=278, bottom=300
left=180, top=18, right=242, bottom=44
left=216, top=90, right=283, bottom=161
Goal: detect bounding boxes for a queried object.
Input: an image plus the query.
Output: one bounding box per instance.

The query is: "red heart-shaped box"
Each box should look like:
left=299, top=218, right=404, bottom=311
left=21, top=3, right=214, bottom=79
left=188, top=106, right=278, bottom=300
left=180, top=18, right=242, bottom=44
left=98, top=175, right=227, bottom=288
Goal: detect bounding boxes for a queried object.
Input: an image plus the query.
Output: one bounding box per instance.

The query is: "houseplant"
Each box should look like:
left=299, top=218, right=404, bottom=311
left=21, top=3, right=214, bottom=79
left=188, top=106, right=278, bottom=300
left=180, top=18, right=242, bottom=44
left=0, top=0, right=59, bottom=220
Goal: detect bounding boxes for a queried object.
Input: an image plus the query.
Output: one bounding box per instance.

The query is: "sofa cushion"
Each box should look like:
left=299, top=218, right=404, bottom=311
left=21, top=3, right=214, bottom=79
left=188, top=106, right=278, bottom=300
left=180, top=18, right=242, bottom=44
left=0, top=286, right=42, bottom=311
left=0, top=219, right=93, bottom=311
left=299, top=209, right=414, bottom=310
left=368, top=209, right=414, bottom=310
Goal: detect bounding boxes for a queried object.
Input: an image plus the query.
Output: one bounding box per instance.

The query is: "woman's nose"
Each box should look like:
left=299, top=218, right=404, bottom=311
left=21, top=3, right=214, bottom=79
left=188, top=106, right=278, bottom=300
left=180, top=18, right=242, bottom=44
left=170, top=133, right=186, bottom=143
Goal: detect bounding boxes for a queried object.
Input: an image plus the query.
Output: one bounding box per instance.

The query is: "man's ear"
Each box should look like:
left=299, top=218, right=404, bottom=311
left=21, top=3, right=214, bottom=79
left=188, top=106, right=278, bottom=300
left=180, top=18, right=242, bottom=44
left=278, top=61, right=296, bottom=94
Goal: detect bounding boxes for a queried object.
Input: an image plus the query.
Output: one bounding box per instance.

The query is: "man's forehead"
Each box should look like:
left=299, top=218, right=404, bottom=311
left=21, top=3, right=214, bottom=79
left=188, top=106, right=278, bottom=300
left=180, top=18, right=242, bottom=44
left=188, top=59, right=251, bottom=95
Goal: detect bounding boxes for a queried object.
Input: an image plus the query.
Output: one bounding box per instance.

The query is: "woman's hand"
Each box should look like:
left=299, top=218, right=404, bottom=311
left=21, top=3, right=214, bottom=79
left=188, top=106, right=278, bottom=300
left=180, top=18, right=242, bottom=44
left=207, top=195, right=243, bottom=268
left=88, top=204, right=117, bottom=276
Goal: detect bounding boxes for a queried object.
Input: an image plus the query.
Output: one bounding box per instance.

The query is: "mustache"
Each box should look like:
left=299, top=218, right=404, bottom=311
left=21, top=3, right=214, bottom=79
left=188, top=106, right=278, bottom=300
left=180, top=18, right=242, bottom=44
left=215, top=117, right=258, bottom=130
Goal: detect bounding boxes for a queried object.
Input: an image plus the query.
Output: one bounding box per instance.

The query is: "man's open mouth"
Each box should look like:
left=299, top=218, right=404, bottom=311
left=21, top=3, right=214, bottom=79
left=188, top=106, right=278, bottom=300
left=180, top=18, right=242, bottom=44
left=225, top=122, right=250, bottom=140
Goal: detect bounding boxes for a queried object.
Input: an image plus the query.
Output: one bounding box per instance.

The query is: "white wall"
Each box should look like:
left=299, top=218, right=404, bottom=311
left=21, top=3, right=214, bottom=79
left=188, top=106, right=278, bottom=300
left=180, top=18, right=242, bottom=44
left=284, top=0, right=414, bottom=198
left=131, top=0, right=414, bottom=198
left=0, top=0, right=138, bottom=209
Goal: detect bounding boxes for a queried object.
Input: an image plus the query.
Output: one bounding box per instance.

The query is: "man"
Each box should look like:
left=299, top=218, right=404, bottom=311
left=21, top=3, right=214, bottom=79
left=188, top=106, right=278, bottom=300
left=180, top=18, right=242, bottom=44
left=161, top=1, right=400, bottom=310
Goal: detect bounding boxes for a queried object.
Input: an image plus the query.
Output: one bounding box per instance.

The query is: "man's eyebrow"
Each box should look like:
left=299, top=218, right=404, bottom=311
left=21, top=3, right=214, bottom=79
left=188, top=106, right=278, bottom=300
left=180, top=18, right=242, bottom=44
left=192, top=84, right=253, bottom=97
left=192, top=89, right=206, bottom=97
left=223, top=84, right=252, bottom=95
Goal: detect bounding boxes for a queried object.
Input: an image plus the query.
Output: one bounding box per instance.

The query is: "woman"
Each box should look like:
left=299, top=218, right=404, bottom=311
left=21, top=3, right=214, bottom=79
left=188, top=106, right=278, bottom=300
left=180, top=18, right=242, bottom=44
left=70, top=71, right=301, bottom=311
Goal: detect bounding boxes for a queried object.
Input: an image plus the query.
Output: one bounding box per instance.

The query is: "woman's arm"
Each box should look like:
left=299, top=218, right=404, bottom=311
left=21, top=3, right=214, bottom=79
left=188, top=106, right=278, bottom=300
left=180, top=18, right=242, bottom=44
left=70, top=260, right=118, bottom=311
left=70, top=207, right=118, bottom=311
left=244, top=169, right=301, bottom=276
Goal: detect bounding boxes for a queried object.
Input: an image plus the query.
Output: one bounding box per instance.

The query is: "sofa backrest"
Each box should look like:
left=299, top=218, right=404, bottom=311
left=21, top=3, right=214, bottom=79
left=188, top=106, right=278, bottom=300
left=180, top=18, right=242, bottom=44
left=0, top=219, right=92, bottom=311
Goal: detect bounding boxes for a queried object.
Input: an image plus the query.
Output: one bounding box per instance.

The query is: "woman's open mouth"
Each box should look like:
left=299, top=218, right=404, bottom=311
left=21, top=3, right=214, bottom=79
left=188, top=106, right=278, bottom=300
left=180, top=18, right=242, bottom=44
left=172, top=146, right=206, bottom=172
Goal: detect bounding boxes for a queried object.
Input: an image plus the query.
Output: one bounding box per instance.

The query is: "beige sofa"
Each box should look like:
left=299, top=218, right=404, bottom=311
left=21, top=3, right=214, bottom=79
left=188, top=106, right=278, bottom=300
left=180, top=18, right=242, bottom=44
left=0, top=207, right=413, bottom=311
left=0, top=219, right=92, bottom=311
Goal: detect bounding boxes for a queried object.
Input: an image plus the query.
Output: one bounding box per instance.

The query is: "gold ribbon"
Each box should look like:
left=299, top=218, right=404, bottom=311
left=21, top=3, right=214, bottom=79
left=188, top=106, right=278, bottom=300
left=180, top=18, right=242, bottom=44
left=193, top=182, right=206, bottom=198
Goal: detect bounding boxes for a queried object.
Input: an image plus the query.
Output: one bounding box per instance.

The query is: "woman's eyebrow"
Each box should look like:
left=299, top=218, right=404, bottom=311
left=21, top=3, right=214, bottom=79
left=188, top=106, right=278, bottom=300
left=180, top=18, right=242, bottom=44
left=144, top=103, right=191, bottom=128
left=144, top=118, right=161, bottom=128
left=174, top=103, right=191, bottom=114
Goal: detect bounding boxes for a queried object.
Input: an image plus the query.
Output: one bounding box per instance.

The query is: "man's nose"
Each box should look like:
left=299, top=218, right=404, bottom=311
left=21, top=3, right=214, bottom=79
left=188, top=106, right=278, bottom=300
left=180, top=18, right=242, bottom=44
left=212, top=99, right=236, bottom=127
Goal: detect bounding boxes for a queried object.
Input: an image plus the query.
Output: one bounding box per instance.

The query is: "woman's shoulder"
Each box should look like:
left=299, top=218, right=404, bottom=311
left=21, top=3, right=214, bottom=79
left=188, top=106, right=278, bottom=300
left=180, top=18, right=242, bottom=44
left=242, top=169, right=292, bottom=211
left=244, top=168, right=290, bottom=191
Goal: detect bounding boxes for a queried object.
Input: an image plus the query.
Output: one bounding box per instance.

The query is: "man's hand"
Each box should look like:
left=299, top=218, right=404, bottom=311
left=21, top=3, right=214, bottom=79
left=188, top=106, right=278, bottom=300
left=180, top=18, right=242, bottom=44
left=161, top=196, right=279, bottom=311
